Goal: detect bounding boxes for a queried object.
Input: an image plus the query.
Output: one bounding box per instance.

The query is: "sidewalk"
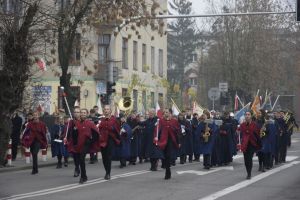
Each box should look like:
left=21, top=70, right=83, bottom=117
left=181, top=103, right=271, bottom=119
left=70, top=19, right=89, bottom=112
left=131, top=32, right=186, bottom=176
left=0, top=148, right=58, bottom=173
left=0, top=147, right=100, bottom=173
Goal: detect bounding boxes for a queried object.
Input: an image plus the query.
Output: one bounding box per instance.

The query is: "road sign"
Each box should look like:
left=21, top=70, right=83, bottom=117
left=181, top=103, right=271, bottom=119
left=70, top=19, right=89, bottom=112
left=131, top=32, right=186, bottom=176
left=219, top=82, right=228, bottom=92
left=208, top=87, right=220, bottom=101
left=96, top=81, right=107, bottom=94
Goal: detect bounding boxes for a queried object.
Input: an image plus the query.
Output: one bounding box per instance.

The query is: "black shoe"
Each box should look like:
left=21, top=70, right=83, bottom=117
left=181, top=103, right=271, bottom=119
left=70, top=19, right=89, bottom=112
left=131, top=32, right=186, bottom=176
left=74, top=169, right=80, bottom=177
left=164, top=170, right=171, bottom=180
left=189, top=160, right=193, bottom=163
left=64, top=162, right=68, bottom=167
left=193, top=158, right=200, bottom=162
left=31, top=170, right=38, bottom=175
left=246, top=175, right=251, bottom=180
left=79, top=177, right=87, bottom=184
left=104, top=174, right=111, bottom=180
left=56, top=163, right=62, bottom=169
left=180, top=160, right=184, bottom=164
left=89, top=160, right=95, bottom=164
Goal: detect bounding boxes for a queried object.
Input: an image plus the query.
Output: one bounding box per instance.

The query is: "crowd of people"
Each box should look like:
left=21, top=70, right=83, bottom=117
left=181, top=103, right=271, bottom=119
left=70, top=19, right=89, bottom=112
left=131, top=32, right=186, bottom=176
left=9, top=104, right=299, bottom=183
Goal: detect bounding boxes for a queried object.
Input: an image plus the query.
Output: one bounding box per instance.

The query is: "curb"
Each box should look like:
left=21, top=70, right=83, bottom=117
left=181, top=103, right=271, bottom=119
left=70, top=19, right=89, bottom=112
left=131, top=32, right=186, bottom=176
left=0, top=161, right=60, bottom=173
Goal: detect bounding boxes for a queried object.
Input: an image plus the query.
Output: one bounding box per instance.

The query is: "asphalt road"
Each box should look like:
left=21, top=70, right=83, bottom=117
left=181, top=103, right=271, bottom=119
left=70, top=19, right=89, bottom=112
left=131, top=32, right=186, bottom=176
left=1, top=133, right=300, bottom=200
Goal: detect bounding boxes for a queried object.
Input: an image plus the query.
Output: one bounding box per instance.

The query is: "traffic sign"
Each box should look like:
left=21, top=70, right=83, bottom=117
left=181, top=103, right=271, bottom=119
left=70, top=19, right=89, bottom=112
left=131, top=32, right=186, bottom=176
left=208, top=87, right=220, bottom=101
left=219, top=82, right=228, bottom=92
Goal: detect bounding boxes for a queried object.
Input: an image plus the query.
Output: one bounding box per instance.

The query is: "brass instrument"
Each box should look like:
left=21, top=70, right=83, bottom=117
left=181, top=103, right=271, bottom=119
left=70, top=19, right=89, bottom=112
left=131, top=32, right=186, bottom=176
left=260, top=122, right=267, bottom=138
left=118, top=97, right=133, bottom=111
left=118, top=97, right=133, bottom=117
left=203, top=123, right=211, bottom=143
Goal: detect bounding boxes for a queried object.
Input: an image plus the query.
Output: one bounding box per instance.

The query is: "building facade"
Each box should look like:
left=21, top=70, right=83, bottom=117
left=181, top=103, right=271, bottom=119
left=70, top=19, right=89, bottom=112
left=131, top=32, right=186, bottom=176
left=28, top=0, right=168, bottom=114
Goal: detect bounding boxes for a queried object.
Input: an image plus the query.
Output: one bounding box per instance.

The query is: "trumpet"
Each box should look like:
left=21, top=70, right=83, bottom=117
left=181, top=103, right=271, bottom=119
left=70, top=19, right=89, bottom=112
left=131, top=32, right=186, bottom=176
left=203, top=123, right=211, bottom=143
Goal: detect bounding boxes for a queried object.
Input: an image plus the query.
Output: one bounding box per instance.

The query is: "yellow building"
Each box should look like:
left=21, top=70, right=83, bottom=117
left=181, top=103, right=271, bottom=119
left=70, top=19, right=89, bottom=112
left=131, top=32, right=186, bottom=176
left=33, top=0, right=168, bottom=114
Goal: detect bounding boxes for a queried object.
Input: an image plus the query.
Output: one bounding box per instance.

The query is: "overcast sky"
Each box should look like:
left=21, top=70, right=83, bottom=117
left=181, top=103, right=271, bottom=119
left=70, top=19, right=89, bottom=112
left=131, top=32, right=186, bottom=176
left=168, top=0, right=296, bottom=31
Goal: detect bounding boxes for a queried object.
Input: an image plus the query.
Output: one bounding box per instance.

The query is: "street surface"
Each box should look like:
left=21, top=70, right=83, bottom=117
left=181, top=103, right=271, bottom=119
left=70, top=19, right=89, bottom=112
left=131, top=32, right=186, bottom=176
left=1, top=133, right=300, bottom=200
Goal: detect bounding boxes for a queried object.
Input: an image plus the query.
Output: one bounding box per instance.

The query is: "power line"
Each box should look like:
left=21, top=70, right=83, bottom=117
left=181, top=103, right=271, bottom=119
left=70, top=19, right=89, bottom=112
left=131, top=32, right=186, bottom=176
left=154, top=11, right=296, bottom=19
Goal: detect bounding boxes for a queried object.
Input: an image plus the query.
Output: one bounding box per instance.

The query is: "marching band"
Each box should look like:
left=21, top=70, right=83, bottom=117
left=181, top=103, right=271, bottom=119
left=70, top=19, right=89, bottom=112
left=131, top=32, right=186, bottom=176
left=20, top=101, right=298, bottom=183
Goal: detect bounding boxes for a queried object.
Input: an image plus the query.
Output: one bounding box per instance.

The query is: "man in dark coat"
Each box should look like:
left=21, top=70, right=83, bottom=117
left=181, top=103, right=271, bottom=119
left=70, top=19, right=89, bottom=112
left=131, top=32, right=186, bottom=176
left=11, top=112, right=23, bottom=160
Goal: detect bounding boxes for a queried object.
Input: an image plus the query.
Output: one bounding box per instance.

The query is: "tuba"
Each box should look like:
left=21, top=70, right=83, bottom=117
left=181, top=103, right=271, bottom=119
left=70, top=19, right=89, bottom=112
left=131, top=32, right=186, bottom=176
left=118, top=96, right=133, bottom=117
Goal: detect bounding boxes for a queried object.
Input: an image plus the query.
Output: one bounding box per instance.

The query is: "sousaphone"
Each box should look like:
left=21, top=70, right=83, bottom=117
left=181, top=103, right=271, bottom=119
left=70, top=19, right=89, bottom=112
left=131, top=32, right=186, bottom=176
left=118, top=96, right=133, bottom=111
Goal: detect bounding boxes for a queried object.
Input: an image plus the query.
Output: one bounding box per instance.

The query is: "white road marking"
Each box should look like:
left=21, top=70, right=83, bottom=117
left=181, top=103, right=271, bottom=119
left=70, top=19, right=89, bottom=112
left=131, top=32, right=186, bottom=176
left=0, top=161, right=201, bottom=200
left=198, top=161, right=300, bottom=200
left=252, top=155, right=298, bottom=162
left=177, top=166, right=234, bottom=176
left=0, top=170, right=151, bottom=200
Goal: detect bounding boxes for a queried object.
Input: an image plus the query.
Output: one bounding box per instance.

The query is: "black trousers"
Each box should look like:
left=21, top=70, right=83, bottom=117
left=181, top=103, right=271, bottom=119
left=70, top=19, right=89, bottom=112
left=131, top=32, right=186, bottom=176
left=150, top=158, right=158, bottom=170
left=243, top=143, right=256, bottom=176
left=73, top=153, right=80, bottom=171
left=11, top=141, right=18, bottom=160
left=279, top=135, right=288, bottom=162
left=203, top=154, right=211, bottom=167
left=163, top=140, right=172, bottom=176
left=30, top=140, right=40, bottom=172
left=74, top=140, right=91, bottom=179
left=101, top=137, right=114, bottom=175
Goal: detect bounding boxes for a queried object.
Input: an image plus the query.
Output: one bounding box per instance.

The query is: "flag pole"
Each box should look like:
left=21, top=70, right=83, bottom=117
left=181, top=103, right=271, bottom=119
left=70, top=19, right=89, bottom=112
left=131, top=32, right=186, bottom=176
left=171, top=98, right=181, bottom=113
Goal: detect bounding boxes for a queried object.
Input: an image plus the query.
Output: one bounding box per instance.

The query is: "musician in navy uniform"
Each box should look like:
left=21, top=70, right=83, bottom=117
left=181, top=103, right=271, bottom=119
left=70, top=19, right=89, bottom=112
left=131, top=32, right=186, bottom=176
left=117, top=113, right=132, bottom=168
left=196, top=113, right=217, bottom=169
left=141, top=109, right=162, bottom=171
left=274, top=111, right=288, bottom=163
left=178, top=113, right=193, bottom=164
left=50, top=116, right=69, bottom=168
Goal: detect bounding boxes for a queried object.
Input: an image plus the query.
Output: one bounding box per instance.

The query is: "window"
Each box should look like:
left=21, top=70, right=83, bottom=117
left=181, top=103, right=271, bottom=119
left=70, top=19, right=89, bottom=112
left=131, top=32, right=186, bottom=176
left=190, top=78, right=196, bottom=86
left=158, top=49, right=163, bottom=77
left=98, top=34, right=110, bottom=64
left=69, top=33, right=81, bottom=66
left=2, top=0, right=14, bottom=13
left=133, top=41, right=138, bottom=71
left=158, top=93, right=163, bottom=107
left=122, top=38, right=128, bottom=69
left=192, top=53, right=198, bottom=62
left=151, top=92, right=155, bottom=108
left=142, top=44, right=147, bottom=72
left=133, top=89, right=138, bottom=111
left=151, top=46, right=155, bottom=74
left=142, top=90, right=147, bottom=111
left=122, top=88, right=128, bottom=97
left=57, top=0, right=71, bottom=11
